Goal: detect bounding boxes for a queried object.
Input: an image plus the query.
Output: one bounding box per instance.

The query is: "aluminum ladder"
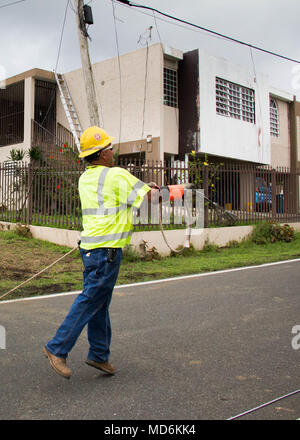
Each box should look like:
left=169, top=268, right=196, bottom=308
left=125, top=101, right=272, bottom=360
left=55, top=72, right=82, bottom=153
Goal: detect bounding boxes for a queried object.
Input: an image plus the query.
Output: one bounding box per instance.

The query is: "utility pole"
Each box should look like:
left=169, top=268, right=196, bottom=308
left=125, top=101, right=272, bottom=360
left=74, top=0, right=100, bottom=127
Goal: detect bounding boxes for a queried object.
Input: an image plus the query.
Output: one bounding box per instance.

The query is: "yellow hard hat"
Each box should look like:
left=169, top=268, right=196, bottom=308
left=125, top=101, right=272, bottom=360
left=79, top=126, right=114, bottom=158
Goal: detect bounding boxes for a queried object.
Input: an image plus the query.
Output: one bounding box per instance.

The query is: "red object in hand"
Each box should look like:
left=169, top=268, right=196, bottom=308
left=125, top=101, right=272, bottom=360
left=168, top=185, right=184, bottom=201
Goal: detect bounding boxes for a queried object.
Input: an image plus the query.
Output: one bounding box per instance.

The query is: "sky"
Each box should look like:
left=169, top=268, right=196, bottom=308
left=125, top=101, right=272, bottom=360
left=1, top=0, right=300, bottom=99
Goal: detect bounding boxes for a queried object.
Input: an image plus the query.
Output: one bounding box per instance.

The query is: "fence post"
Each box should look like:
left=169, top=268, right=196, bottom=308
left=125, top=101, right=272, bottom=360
left=271, top=168, right=276, bottom=219
left=291, top=171, right=298, bottom=217
left=204, top=165, right=209, bottom=228
left=26, top=163, right=33, bottom=225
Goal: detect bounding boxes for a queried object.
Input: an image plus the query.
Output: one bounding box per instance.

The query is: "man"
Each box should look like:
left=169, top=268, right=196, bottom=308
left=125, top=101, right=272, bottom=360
left=43, top=126, right=154, bottom=379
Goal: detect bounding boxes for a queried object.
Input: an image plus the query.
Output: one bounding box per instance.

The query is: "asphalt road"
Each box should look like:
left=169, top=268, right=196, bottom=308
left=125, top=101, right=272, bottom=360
left=0, top=259, right=299, bottom=421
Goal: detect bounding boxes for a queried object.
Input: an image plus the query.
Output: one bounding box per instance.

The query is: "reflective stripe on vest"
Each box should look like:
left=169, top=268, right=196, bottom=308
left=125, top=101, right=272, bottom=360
left=80, top=166, right=149, bottom=249
left=81, top=169, right=145, bottom=216
left=80, top=230, right=132, bottom=244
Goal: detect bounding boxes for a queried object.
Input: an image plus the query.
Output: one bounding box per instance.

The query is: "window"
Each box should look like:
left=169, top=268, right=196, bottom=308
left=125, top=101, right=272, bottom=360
left=270, top=98, right=279, bottom=137
left=0, top=81, right=24, bottom=147
left=216, top=77, right=255, bottom=124
left=164, top=67, right=177, bottom=108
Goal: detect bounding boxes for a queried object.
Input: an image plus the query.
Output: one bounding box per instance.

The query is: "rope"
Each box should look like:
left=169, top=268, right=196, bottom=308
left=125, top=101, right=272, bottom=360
left=1, top=186, right=192, bottom=300
left=158, top=197, right=192, bottom=254
left=0, top=245, right=78, bottom=302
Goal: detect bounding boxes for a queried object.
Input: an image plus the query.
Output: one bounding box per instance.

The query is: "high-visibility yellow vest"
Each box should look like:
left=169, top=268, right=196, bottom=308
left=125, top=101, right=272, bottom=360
left=79, top=165, right=150, bottom=250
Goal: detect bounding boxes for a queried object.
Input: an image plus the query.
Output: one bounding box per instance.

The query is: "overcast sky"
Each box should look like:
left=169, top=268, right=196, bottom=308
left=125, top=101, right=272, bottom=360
left=1, top=0, right=300, bottom=99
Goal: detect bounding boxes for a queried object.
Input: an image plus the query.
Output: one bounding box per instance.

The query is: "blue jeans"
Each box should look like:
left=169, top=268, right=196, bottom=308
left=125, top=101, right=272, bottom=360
left=46, top=247, right=122, bottom=362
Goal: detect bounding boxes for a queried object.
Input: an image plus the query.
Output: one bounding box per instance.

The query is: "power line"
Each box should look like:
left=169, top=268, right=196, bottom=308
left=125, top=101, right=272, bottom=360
left=0, top=0, right=26, bottom=9
left=112, top=0, right=123, bottom=150
left=115, top=0, right=300, bottom=64
left=41, top=0, right=70, bottom=128
left=55, top=0, right=70, bottom=74
left=114, top=0, right=232, bottom=46
left=137, top=30, right=150, bottom=152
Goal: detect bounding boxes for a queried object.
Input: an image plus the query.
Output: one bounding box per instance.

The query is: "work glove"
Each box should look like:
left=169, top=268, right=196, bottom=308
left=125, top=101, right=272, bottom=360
left=147, top=182, right=160, bottom=190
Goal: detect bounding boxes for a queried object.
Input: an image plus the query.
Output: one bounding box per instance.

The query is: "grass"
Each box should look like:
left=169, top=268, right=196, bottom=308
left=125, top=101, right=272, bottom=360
left=0, top=229, right=300, bottom=302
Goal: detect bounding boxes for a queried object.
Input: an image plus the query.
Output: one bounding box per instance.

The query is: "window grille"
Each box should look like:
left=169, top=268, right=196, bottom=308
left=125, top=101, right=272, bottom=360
left=270, top=98, right=279, bottom=137
left=0, top=80, right=24, bottom=147
left=164, top=67, right=178, bottom=108
left=216, top=77, right=255, bottom=124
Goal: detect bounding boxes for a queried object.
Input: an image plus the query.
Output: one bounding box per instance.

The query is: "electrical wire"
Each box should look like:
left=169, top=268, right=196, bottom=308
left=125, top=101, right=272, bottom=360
left=152, top=10, right=162, bottom=45
left=140, top=38, right=149, bottom=155
left=39, top=0, right=70, bottom=128
left=249, top=47, right=265, bottom=164
left=152, top=10, right=179, bottom=133
left=55, top=0, right=70, bottom=74
left=0, top=0, right=26, bottom=9
left=115, top=0, right=300, bottom=65
left=227, top=388, right=300, bottom=420
left=0, top=245, right=78, bottom=302
left=158, top=197, right=192, bottom=254
left=111, top=0, right=123, bottom=153
left=113, top=0, right=230, bottom=45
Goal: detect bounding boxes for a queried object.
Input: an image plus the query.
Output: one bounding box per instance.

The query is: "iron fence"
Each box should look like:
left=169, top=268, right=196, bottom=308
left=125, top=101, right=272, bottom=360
left=0, top=159, right=299, bottom=230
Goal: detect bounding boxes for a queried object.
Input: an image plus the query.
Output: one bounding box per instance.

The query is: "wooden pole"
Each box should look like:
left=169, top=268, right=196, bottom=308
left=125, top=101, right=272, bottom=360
left=74, top=0, right=100, bottom=127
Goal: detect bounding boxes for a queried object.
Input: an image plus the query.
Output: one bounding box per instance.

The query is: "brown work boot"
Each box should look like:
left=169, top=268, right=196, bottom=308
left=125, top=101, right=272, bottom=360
left=85, top=359, right=116, bottom=375
left=43, top=346, right=71, bottom=379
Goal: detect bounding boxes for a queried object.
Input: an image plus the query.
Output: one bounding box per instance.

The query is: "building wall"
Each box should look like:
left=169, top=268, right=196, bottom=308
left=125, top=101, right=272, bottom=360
left=293, top=100, right=300, bottom=170
left=57, top=43, right=165, bottom=162
left=297, top=116, right=300, bottom=163
left=163, top=105, right=179, bottom=157
left=2, top=49, right=296, bottom=172
left=0, top=142, right=23, bottom=163
left=270, top=98, right=291, bottom=169
left=198, top=50, right=270, bottom=164
left=289, top=99, right=300, bottom=213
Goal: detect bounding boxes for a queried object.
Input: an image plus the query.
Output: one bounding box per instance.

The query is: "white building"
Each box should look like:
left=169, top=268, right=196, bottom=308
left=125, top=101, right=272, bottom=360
left=0, top=43, right=299, bottom=172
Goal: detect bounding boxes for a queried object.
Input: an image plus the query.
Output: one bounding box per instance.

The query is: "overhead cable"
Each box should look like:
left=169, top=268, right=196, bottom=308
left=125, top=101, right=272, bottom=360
left=0, top=0, right=26, bottom=9
left=112, top=0, right=123, bottom=151
left=40, top=0, right=70, bottom=128
left=55, top=0, right=70, bottom=74
left=115, top=0, right=300, bottom=64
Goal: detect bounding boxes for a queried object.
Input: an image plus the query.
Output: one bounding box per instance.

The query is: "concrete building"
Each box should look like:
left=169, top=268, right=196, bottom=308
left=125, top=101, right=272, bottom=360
left=0, top=43, right=299, bottom=172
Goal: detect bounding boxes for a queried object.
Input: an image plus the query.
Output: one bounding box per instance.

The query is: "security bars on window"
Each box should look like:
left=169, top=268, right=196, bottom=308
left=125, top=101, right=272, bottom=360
left=216, top=77, right=255, bottom=124
left=270, top=98, right=279, bottom=137
left=164, top=67, right=178, bottom=108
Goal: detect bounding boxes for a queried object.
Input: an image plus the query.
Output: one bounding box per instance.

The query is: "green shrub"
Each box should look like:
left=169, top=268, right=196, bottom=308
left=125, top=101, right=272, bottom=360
left=122, top=244, right=141, bottom=262
left=201, top=239, right=220, bottom=252
left=271, top=223, right=295, bottom=243
left=251, top=221, right=295, bottom=244
left=15, top=223, right=32, bottom=239
left=7, top=148, right=26, bottom=161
